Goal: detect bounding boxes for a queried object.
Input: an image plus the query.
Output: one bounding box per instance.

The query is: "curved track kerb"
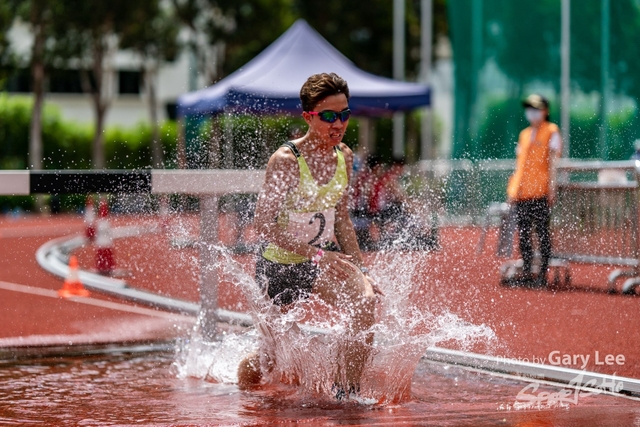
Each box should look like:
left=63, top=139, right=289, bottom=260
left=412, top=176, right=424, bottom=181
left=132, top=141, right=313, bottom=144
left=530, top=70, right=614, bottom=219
left=35, top=228, right=252, bottom=325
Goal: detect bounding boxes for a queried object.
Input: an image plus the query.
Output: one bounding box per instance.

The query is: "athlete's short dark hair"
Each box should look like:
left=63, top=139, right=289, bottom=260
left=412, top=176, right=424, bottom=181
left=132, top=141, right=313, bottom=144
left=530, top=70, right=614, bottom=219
left=300, top=73, right=350, bottom=112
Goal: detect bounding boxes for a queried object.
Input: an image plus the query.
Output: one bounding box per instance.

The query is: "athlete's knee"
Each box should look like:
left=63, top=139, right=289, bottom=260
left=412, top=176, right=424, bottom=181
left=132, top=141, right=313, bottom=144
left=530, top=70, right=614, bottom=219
left=356, top=296, right=377, bottom=319
left=347, top=291, right=376, bottom=327
left=237, top=352, right=262, bottom=390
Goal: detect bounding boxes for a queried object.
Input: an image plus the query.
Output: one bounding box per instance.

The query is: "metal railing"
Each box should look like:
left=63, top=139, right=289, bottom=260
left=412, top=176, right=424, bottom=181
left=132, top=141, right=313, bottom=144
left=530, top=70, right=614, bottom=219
left=553, top=161, right=638, bottom=266
left=410, top=159, right=515, bottom=224
left=552, top=161, right=640, bottom=293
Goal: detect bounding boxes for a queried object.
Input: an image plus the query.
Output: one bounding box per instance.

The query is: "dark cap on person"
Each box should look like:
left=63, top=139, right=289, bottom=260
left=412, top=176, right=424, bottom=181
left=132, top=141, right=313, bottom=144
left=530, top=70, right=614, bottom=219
left=522, top=94, right=549, bottom=110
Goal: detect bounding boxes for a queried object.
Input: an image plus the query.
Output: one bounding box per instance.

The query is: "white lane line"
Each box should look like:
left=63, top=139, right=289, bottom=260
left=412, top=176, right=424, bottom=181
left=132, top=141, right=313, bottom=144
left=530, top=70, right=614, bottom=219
left=0, top=280, right=194, bottom=321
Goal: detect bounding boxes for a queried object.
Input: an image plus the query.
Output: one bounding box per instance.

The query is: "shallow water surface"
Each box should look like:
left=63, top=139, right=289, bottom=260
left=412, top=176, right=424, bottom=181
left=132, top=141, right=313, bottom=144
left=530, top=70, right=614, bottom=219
left=1, top=346, right=639, bottom=426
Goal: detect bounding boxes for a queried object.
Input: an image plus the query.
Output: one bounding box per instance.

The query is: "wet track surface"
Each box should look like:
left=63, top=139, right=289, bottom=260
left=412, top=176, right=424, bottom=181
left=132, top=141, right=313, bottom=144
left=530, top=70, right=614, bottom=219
left=1, top=213, right=639, bottom=425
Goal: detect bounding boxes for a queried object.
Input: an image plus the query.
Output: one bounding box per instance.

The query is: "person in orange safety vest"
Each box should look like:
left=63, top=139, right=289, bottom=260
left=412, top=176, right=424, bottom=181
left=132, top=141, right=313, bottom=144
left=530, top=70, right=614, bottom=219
left=507, top=94, right=562, bottom=287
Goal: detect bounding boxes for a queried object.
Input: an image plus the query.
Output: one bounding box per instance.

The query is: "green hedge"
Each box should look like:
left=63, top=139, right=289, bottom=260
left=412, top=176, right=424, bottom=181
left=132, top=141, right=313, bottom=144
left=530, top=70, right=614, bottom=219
left=0, top=94, right=32, bottom=169
left=0, top=94, right=179, bottom=170
left=0, top=94, right=179, bottom=212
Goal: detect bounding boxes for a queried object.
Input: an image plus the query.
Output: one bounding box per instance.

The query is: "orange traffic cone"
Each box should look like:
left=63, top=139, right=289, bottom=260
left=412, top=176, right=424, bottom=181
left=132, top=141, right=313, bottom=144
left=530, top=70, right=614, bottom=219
left=84, top=196, right=96, bottom=240
left=58, top=255, right=90, bottom=298
left=95, top=198, right=115, bottom=275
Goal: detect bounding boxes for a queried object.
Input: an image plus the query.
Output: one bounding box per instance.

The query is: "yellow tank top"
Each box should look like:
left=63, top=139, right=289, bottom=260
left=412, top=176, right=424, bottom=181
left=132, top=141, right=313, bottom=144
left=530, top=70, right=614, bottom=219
left=262, top=142, right=348, bottom=264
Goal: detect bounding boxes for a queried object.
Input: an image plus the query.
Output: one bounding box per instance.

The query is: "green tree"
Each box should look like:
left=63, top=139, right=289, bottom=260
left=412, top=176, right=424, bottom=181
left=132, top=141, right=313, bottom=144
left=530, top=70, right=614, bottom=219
left=11, top=1, right=67, bottom=174
left=52, top=1, right=153, bottom=169
left=0, top=1, right=15, bottom=88
left=119, top=1, right=182, bottom=168
left=171, top=0, right=230, bottom=86
left=214, top=0, right=295, bottom=77
left=172, top=0, right=294, bottom=84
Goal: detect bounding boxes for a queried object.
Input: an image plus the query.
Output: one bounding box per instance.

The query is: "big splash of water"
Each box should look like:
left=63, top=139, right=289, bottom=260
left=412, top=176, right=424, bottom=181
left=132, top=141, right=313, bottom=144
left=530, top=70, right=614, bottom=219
left=175, top=244, right=497, bottom=405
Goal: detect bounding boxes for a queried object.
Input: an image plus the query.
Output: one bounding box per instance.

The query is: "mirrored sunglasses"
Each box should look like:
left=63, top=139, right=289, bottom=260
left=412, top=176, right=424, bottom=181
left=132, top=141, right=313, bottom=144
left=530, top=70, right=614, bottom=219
left=308, top=109, right=351, bottom=123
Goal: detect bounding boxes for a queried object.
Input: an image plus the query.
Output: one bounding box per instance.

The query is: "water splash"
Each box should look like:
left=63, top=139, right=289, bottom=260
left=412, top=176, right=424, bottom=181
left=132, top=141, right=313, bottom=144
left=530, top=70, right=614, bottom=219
left=174, top=326, right=258, bottom=384
left=175, top=245, right=497, bottom=405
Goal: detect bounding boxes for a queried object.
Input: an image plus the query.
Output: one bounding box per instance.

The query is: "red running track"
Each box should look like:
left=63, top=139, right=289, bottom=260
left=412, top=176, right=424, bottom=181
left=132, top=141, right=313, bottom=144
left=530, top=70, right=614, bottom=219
left=0, top=212, right=638, bottom=380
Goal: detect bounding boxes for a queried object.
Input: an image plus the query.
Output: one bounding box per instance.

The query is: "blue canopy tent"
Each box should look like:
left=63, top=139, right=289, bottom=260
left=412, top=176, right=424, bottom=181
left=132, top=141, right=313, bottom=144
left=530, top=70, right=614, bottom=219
left=177, top=19, right=430, bottom=118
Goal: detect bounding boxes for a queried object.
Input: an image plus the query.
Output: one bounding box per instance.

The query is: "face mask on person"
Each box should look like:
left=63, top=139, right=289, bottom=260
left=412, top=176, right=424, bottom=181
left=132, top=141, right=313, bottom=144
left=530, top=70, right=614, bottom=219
left=525, top=108, right=544, bottom=124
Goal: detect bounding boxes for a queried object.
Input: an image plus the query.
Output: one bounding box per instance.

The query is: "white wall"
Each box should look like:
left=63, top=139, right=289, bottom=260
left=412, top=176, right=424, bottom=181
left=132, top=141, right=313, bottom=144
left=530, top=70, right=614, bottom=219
left=43, top=51, right=194, bottom=128
left=6, top=20, right=194, bottom=128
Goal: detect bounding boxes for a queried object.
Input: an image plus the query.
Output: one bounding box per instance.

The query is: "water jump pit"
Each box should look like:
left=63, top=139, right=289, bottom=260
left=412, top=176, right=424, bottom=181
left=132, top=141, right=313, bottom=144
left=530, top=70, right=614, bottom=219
left=1, top=343, right=640, bottom=426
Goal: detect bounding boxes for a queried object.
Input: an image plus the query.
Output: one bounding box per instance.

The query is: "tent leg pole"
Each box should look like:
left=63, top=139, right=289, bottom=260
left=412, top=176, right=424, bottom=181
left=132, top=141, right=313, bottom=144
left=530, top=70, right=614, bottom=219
left=177, top=118, right=187, bottom=169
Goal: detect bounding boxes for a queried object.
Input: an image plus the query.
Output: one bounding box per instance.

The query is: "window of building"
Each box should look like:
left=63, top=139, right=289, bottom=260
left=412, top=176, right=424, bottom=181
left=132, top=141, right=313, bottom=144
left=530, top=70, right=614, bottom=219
left=49, top=69, right=85, bottom=93
left=3, top=68, right=31, bottom=92
left=119, top=70, right=141, bottom=94
left=3, top=68, right=139, bottom=95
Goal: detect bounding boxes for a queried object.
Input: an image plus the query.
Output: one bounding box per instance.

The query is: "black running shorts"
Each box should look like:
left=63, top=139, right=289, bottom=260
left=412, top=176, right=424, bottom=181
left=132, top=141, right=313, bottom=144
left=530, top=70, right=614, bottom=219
left=255, top=256, right=318, bottom=306
left=255, top=242, right=339, bottom=306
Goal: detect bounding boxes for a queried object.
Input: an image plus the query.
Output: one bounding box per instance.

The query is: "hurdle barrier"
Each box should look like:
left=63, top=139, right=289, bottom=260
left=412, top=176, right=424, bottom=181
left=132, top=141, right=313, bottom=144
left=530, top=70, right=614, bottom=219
left=0, top=169, right=264, bottom=340
left=6, top=167, right=640, bottom=396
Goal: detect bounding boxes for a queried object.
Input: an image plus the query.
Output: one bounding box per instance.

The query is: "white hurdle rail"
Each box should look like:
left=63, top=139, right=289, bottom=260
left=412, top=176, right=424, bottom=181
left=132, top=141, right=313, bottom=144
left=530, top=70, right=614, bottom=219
left=0, top=169, right=266, bottom=196
left=3, top=160, right=640, bottom=333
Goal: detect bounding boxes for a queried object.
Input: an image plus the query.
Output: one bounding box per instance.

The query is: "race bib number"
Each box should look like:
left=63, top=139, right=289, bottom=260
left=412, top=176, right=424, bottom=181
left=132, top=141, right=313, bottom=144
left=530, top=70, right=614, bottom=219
left=287, top=209, right=335, bottom=245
